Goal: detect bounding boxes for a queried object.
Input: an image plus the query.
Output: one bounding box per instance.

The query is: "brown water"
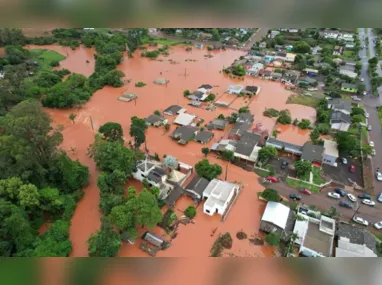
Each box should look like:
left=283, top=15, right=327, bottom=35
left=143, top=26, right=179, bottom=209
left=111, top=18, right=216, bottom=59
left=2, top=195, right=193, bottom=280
left=38, top=44, right=315, bottom=257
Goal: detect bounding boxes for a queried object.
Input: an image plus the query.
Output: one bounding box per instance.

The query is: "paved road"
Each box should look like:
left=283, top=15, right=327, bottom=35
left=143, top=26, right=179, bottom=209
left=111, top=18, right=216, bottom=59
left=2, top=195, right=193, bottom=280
left=271, top=182, right=382, bottom=232
left=358, top=28, right=382, bottom=194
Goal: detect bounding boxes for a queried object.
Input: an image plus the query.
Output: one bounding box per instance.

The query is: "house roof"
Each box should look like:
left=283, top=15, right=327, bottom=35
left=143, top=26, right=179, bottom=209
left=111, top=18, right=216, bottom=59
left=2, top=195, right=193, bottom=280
left=261, top=202, right=291, bottom=230
left=301, top=143, right=324, bottom=162
left=323, top=139, right=339, bottom=158
left=188, top=101, right=202, bottom=107
left=164, top=184, right=184, bottom=205
left=235, top=132, right=261, bottom=156
left=266, top=137, right=303, bottom=153
left=207, top=119, right=228, bottom=130
left=337, top=222, right=377, bottom=254
left=276, top=52, right=287, bottom=57
left=145, top=114, right=165, bottom=124
left=328, top=98, right=352, bottom=112
left=203, top=179, right=239, bottom=208
left=270, top=72, right=282, bottom=78
left=194, top=131, right=214, bottom=143
left=336, top=239, right=377, bottom=257
left=300, top=76, right=317, bottom=83
left=154, top=78, right=168, bottom=85
left=199, top=84, right=213, bottom=90
left=302, top=219, right=334, bottom=257
left=237, top=113, right=254, bottom=123
left=143, top=232, right=164, bottom=248
left=228, top=84, right=243, bottom=91
left=190, top=91, right=205, bottom=99
left=164, top=105, right=184, bottom=115
left=185, top=176, right=210, bottom=197
left=341, top=82, right=357, bottom=89
left=147, top=167, right=166, bottom=183
left=174, top=113, right=196, bottom=126
left=330, top=111, right=352, bottom=124
left=229, top=122, right=251, bottom=136
left=245, top=86, right=259, bottom=93
left=171, top=126, right=198, bottom=142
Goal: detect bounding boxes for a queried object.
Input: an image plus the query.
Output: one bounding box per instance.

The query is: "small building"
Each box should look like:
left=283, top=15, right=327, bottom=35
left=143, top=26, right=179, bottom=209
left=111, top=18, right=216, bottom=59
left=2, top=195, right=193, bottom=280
left=145, top=114, right=168, bottom=127
left=311, top=46, right=323, bottom=55
left=210, top=139, right=237, bottom=153
left=260, top=201, right=296, bottom=240
left=207, top=119, right=228, bottom=131
left=0, top=70, right=5, bottom=79
left=341, top=83, right=358, bottom=93
left=297, top=76, right=317, bottom=86
left=153, top=78, right=168, bottom=85
left=339, top=68, right=358, bottom=79
left=301, top=143, right=324, bottom=165
left=228, top=122, right=251, bottom=140
left=171, top=126, right=198, bottom=145
left=281, top=70, right=300, bottom=84
left=142, top=231, right=164, bottom=248
left=198, top=84, right=213, bottom=93
left=335, top=222, right=377, bottom=257
left=285, top=53, right=296, bottom=62
left=118, top=93, right=137, bottom=102
left=202, top=179, right=240, bottom=216
left=330, top=111, right=351, bottom=131
left=270, top=72, right=283, bottom=80
left=265, top=137, right=303, bottom=155
left=188, top=100, right=202, bottom=107
left=323, top=139, right=339, bottom=167
left=234, top=132, right=262, bottom=162
left=184, top=176, right=210, bottom=202
left=227, top=84, right=244, bottom=95
left=194, top=131, right=214, bottom=144
left=164, top=105, right=186, bottom=116
left=244, top=85, right=261, bottom=95
left=303, top=68, right=319, bottom=76
left=259, top=42, right=267, bottom=48
left=258, top=69, right=272, bottom=78
left=327, top=98, right=352, bottom=115
left=247, top=63, right=264, bottom=76
left=188, top=90, right=208, bottom=101
left=293, top=213, right=335, bottom=257
left=173, top=113, right=196, bottom=126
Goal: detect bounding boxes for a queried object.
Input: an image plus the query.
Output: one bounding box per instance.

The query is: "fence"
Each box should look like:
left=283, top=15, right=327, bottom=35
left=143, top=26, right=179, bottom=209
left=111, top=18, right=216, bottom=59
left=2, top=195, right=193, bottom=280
left=287, top=175, right=332, bottom=189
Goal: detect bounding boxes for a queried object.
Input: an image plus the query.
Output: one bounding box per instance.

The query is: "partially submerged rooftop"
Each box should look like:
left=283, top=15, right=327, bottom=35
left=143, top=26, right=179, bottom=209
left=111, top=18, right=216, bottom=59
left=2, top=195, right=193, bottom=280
left=164, top=105, right=186, bottom=115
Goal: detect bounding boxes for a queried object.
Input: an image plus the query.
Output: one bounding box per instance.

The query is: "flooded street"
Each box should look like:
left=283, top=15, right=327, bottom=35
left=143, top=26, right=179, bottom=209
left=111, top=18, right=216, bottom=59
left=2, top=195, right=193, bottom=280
left=38, top=43, right=316, bottom=257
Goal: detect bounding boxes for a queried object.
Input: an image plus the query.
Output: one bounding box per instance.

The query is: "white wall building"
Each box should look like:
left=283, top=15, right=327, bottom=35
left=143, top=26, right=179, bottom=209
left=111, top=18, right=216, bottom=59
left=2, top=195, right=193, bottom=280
left=202, top=179, right=240, bottom=216
left=227, top=84, right=244, bottom=94
left=323, top=139, right=339, bottom=167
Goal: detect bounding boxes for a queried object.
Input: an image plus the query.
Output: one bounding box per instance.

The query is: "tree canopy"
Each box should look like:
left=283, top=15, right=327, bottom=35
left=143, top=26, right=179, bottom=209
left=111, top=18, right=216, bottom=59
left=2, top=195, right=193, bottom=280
left=294, top=160, right=312, bottom=178
left=258, top=146, right=277, bottom=163
left=99, top=122, right=124, bottom=142
left=195, top=159, right=223, bottom=181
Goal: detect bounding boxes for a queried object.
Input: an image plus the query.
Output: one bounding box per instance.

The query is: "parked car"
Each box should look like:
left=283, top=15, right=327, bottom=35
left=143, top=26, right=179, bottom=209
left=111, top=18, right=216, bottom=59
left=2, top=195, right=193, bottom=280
left=289, top=194, right=301, bottom=201
left=266, top=176, right=278, bottom=183
left=339, top=157, right=348, bottom=164
left=369, top=141, right=374, bottom=147
left=347, top=193, right=357, bottom=202
left=367, top=125, right=372, bottom=131
left=376, top=171, right=382, bottom=181
left=352, top=96, right=361, bottom=101
left=280, top=160, right=288, bottom=169
left=365, top=112, right=369, bottom=118
left=300, top=188, right=312, bottom=195
left=339, top=201, right=352, bottom=208
left=358, top=193, right=371, bottom=200
left=374, top=221, right=382, bottom=230
left=372, top=149, right=376, bottom=156
left=328, top=192, right=340, bottom=199
left=335, top=188, right=346, bottom=197
left=377, top=193, right=382, bottom=203
left=363, top=91, right=367, bottom=96
left=362, top=199, right=376, bottom=206
left=349, top=165, right=356, bottom=173
left=361, top=78, right=364, bottom=82
left=352, top=216, right=369, bottom=226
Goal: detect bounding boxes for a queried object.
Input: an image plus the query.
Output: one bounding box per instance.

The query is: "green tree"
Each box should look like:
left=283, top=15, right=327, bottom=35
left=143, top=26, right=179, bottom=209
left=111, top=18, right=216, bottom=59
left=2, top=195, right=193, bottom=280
left=39, top=187, right=64, bottom=213
left=217, top=114, right=225, bottom=119
left=298, top=119, right=311, bottom=129
left=277, top=109, right=292, bottom=124
left=18, top=184, right=40, bottom=211
left=202, top=147, right=210, bottom=157
left=164, top=123, right=170, bottom=132
left=195, top=159, right=223, bottom=181
left=154, top=110, right=161, bottom=116
left=351, top=114, right=364, bottom=124
left=323, top=206, right=340, bottom=219
left=310, top=128, right=320, bottom=144
left=265, top=232, right=281, bottom=246
left=99, top=122, right=124, bottom=142
left=130, top=116, right=148, bottom=149
left=351, top=107, right=365, bottom=116
left=184, top=205, right=197, bottom=218
left=163, top=155, right=178, bottom=170
left=293, top=41, right=311, bottom=53
left=258, top=146, right=277, bottom=163
left=294, top=160, right=312, bottom=178
left=221, top=150, right=234, bottom=162
left=293, top=54, right=306, bottom=70
left=335, top=132, right=360, bottom=156
left=211, top=28, right=220, bottom=41
left=88, top=218, right=122, bottom=257
left=97, top=170, right=126, bottom=195
left=238, top=106, right=250, bottom=113
left=184, top=89, right=190, bottom=97
left=5, top=45, right=29, bottom=65
left=206, top=93, right=216, bottom=101
left=228, top=113, right=239, bottom=123
left=69, top=113, right=77, bottom=124
left=362, top=144, right=373, bottom=157
left=261, top=188, right=281, bottom=202
left=232, top=64, right=246, bottom=76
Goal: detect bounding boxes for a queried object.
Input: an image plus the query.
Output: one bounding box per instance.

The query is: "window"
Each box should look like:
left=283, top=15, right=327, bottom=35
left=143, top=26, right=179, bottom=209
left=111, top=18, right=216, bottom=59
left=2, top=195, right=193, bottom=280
left=206, top=209, right=210, bottom=213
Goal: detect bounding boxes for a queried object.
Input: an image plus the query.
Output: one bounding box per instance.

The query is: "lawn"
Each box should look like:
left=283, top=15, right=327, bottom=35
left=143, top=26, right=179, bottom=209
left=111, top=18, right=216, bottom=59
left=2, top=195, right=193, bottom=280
left=342, top=50, right=357, bottom=60
left=287, top=95, right=322, bottom=108
left=141, top=36, right=187, bottom=46
left=312, top=166, right=326, bottom=185
left=286, top=177, right=320, bottom=193
left=254, top=167, right=270, bottom=177
left=30, top=49, right=66, bottom=73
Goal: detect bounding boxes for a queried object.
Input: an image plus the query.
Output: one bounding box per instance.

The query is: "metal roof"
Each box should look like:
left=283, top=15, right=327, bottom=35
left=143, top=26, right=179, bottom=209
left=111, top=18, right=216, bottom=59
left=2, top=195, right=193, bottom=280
left=261, top=202, right=290, bottom=229
left=323, top=139, right=339, bottom=158
left=301, top=143, right=324, bottom=162
left=174, top=113, right=196, bottom=126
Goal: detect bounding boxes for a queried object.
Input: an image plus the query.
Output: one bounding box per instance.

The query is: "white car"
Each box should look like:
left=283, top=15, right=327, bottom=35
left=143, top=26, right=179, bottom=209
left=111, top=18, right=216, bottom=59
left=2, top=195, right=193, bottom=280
left=363, top=91, right=367, bottom=96
left=362, top=199, right=376, bottom=206
left=352, top=216, right=369, bottom=226
left=352, top=96, right=361, bottom=101
left=365, top=112, right=369, bottom=118
left=347, top=193, right=357, bottom=202
left=374, top=221, right=382, bottom=230
left=369, top=141, right=374, bottom=147
left=328, top=192, right=340, bottom=199
left=372, top=149, right=376, bottom=156
left=361, top=78, right=364, bottom=82
left=377, top=171, right=382, bottom=181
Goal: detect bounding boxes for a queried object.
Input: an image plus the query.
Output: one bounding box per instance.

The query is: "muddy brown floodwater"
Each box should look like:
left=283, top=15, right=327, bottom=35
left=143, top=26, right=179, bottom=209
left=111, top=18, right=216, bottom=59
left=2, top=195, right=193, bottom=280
left=39, top=43, right=315, bottom=257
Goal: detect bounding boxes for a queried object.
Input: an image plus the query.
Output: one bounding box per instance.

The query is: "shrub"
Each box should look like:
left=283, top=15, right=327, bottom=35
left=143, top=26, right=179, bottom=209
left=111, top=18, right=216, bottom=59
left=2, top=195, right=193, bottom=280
left=263, top=108, right=279, bottom=117
left=135, top=81, right=146, bottom=87
left=184, top=205, right=197, bottom=219
left=206, top=93, right=216, bottom=101
left=298, top=119, right=311, bottom=129
left=265, top=232, right=281, bottom=246
left=277, top=109, right=292, bottom=124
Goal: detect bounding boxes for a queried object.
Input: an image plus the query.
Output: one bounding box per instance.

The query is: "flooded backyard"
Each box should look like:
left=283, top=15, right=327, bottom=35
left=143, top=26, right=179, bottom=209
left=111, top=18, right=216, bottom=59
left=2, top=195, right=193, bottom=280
left=37, top=43, right=316, bottom=257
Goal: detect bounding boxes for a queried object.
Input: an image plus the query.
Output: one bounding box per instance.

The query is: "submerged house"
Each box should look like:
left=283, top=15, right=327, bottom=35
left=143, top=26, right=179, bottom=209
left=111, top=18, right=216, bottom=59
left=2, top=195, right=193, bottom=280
left=207, top=119, right=228, bottom=131
left=164, top=105, right=186, bottom=116
left=184, top=176, right=210, bottom=202
left=170, top=126, right=198, bottom=145
left=145, top=114, right=168, bottom=127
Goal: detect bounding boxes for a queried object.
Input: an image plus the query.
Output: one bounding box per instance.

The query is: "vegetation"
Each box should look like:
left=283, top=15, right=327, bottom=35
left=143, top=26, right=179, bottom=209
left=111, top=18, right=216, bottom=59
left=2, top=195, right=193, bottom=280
left=135, top=81, right=146, bottom=87
left=195, top=159, right=223, bottom=181
left=221, top=150, right=235, bottom=162
left=238, top=106, right=250, bottom=113
left=130, top=116, right=148, bottom=149
left=183, top=90, right=190, bottom=97
left=265, top=232, right=281, bottom=246
left=231, top=64, right=246, bottom=76
left=312, top=167, right=326, bottom=185
left=98, top=122, right=124, bottom=142
left=287, top=95, right=321, bottom=108
left=201, top=147, right=210, bottom=157
left=277, top=109, right=292, bottom=124
left=210, top=232, right=233, bottom=257
left=184, top=205, right=197, bottom=219
left=335, top=131, right=360, bottom=157
left=258, top=146, right=277, bottom=163
left=294, top=160, right=312, bottom=178
left=259, top=188, right=282, bottom=202
left=205, top=93, right=216, bottom=101
left=263, top=108, right=279, bottom=118
left=298, top=119, right=311, bottom=129
left=286, top=177, right=320, bottom=193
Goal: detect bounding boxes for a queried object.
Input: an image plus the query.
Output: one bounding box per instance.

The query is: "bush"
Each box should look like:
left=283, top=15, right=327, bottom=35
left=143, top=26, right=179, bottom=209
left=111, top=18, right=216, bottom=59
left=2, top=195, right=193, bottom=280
left=135, top=81, right=146, bottom=87
left=260, top=188, right=282, bottom=202
left=184, top=205, right=196, bottom=219
left=238, top=106, right=250, bottom=113
left=263, top=108, right=279, bottom=118
left=277, top=109, right=292, bottom=124
left=265, top=232, right=281, bottom=246
left=298, top=119, right=311, bottom=129
left=206, top=93, right=216, bottom=101
left=50, top=60, right=60, bottom=67
left=183, top=89, right=190, bottom=97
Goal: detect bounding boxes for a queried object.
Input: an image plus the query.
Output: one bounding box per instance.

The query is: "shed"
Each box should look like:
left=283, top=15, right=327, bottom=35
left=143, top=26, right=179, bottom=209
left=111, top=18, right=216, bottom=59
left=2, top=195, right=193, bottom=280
left=154, top=78, right=168, bottom=85
left=118, top=93, right=137, bottom=102
left=142, top=231, right=164, bottom=248
left=164, top=105, right=186, bottom=116
left=174, top=113, right=196, bottom=126
left=194, top=131, right=214, bottom=144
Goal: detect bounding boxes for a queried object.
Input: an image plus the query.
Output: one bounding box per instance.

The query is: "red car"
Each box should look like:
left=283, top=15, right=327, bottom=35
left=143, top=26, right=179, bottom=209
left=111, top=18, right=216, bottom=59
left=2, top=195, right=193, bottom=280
left=299, top=188, right=312, bottom=195
left=349, top=165, right=356, bottom=173
left=266, top=176, right=278, bottom=183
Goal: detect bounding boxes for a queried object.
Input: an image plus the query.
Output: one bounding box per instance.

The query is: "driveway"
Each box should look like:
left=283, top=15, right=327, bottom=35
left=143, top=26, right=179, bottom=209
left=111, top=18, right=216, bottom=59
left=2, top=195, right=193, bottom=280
left=322, top=159, right=363, bottom=187
left=265, top=156, right=296, bottom=179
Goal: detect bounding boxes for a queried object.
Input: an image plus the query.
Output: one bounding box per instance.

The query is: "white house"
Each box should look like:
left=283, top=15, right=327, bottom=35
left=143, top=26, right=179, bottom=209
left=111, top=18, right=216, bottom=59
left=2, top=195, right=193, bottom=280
left=202, top=179, right=240, bottom=216
left=173, top=113, right=196, bottom=126
left=330, top=111, right=351, bottom=132
left=246, top=63, right=264, bottom=76
left=285, top=53, right=296, bottom=62
left=288, top=28, right=299, bottom=33
left=339, top=69, right=358, bottom=78
left=227, top=84, right=244, bottom=94
left=323, top=139, right=339, bottom=167
left=0, top=71, right=4, bottom=79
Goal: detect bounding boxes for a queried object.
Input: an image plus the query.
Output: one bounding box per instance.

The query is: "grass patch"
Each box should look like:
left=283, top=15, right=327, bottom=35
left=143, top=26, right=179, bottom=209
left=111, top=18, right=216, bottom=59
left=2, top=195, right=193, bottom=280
left=254, top=167, right=270, bottom=177
left=287, top=95, right=321, bottom=108
left=30, top=49, right=66, bottom=73
left=312, top=166, right=326, bottom=185
left=141, top=36, right=186, bottom=46
left=286, top=177, right=320, bottom=193
left=342, top=50, right=357, bottom=60
left=378, top=107, right=382, bottom=128
left=135, top=81, right=146, bottom=87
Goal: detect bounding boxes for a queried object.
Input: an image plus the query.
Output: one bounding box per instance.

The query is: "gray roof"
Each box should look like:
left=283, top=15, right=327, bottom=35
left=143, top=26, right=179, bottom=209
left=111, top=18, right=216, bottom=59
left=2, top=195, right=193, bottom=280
left=300, top=76, right=317, bottom=83
left=266, top=137, right=303, bottom=153
left=341, top=82, right=357, bottom=89
left=164, top=185, right=184, bottom=205
left=301, top=143, right=324, bottom=162
left=188, top=100, right=202, bottom=107
left=235, top=132, right=261, bottom=156
left=164, top=105, right=182, bottom=115
left=229, top=122, right=251, bottom=136
left=171, top=126, right=198, bottom=142
left=245, top=86, right=259, bottom=93
left=145, top=114, right=165, bottom=124
left=328, top=98, right=352, bottom=112
left=190, top=91, right=204, bottom=99
left=199, top=84, right=213, bottom=89
left=330, top=111, right=352, bottom=123
left=207, top=119, right=228, bottom=130
left=237, top=113, right=254, bottom=123
left=194, top=131, right=214, bottom=143
left=185, top=176, right=210, bottom=196
left=143, top=232, right=164, bottom=248
left=270, top=72, right=283, bottom=78
left=337, top=223, right=377, bottom=253
left=147, top=167, right=167, bottom=183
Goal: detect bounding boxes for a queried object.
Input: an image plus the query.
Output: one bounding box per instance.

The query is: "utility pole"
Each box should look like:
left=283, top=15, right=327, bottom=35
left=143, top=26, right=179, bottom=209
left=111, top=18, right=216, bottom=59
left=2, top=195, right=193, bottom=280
left=225, top=162, right=229, bottom=181
left=89, top=116, right=94, bottom=131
